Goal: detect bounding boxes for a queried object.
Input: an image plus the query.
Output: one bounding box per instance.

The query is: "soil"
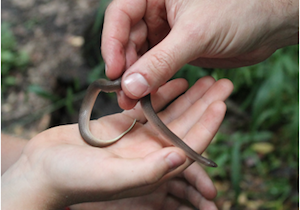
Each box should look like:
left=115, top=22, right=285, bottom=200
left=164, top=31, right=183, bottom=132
left=1, top=0, right=121, bottom=139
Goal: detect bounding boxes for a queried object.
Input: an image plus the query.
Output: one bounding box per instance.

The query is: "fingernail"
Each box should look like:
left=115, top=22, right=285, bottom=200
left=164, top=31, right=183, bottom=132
left=124, top=73, right=149, bottom=97
left=165, top=152, right=185, bottom=170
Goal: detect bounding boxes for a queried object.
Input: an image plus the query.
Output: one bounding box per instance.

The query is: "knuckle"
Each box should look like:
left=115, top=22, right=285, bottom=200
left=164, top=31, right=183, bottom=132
left=142, top=169, right=162, bottom=185
left=146, top=50, right=175, bottom=82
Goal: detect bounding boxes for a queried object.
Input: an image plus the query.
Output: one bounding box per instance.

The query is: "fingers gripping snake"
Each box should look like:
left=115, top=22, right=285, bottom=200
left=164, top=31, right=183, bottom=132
left=78, top=78, right=217, bottom=167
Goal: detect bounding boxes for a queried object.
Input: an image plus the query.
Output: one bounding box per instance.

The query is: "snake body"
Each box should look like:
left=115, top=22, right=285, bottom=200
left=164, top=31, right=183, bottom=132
left=79, top=78, right=217, bottom=167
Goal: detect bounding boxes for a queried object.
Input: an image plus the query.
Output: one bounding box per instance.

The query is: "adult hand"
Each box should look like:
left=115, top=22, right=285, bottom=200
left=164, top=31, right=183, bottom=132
left=70, top=163, right=218, bottom=210
left=102, top=0, right=298, bottom=109
left=2, top=77, right=233, bottom=209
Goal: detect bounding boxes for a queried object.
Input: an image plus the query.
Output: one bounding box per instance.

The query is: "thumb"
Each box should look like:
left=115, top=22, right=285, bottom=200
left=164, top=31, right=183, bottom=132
left=114, top=148, right=187, bottom=190
left=122, top=29, right=192, bottom=99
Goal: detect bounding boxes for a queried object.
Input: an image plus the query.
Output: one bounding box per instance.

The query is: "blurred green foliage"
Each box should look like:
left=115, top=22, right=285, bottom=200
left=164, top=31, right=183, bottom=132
left=27, top=80, right=82, bottom=116
left=177, top=45, right=299, bottom=208
left=1, top=21, right=83, bottom=124
left=1, top=22, right=30, bottom=93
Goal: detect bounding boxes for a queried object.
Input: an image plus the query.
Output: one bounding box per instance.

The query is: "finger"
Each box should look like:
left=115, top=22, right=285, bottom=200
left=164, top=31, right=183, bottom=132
left=197, top=198, right=218, bottom=210
left=143, top=0, right=170, bottom=47
left=184, top=101, right=227, bottom=153
left=125, top=20, right=148, bottom=69
left=102, top=0, right=147, bottom=79
left=158, top=76, right=216, bottom=125
left=117, top=90, right=139, bottom=110
left=138, top=41, right=149, bottom=56
left=183, top=163, right=217, bottom=200
left=162, top=196, right=194, bottom=210
left=162, top=78, right=233, bottom=138
left=116, top=20, right=148, bottom=110
left=92, top=147, right=187, bottom=191
left=177, top=206, right=198, bottom=210
left=167, top=177, right=217, bottom=210
left=123, top=78, right=188, bottom=123
left=150, top=101, right=227, bottom=162
left=178, top=80, right=233, bottom=153
left=121, top=27, right=197, bottom=99
left=200, top=78, right=234, bottom=106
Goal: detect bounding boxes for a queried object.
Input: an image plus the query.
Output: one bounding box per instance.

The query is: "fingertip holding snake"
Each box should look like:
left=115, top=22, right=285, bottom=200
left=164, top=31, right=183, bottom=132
left=78, top=78, right=217, bottom=167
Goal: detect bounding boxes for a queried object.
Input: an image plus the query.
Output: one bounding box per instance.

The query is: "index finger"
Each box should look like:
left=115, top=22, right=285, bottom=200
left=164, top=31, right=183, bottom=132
left=101, top=0, right=147, bottom=79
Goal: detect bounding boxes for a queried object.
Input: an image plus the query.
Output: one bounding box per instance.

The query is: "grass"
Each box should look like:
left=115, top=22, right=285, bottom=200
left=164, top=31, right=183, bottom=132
left=1, top=22, right=30, bottom=94
left=203, top=45, right=298, bottom=209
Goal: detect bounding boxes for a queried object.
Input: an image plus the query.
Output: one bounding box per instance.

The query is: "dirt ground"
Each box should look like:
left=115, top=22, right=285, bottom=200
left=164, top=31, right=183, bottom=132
left=2, top=0, right=120, bottom=139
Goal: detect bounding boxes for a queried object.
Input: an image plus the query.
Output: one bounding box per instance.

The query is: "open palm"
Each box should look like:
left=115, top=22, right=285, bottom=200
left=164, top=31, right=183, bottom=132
left=20, top=76, right=233, bottom=208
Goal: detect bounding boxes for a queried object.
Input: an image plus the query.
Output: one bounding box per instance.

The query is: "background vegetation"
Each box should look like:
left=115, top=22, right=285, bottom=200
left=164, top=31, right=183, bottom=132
left=2, top=1, right=298, bottom=209
left=1, top=22, right=30, bottom=95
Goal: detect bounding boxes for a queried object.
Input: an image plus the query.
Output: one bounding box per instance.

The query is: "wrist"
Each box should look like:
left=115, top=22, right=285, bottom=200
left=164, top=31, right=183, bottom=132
left=275, top=0, right=299, bottom=25
left=2, top=155, right=62, bottom=210
left=1, top=133, right=28, bottom=174
left=268, top=0, right=299, bottom=48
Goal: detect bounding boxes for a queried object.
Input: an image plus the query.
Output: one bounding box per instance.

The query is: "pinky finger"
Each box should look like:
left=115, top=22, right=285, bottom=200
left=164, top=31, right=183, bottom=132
left=166, top=178, right=217, bottom=210
left=162, top=195, right=194, bottom=210
left=165, top=185, right=218, bottom=210
left=183, top=186, right=218, bottom=210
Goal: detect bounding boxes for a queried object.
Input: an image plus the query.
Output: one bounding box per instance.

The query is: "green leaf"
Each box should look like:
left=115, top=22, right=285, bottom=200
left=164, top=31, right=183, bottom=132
left=28, top=85, right=59, bottom=101
left=231, top=140, right=242, bottom=199
left=15, top=51, right=30, bottom=67
left=1, top=22, right=16, bottom=50
left=65, top=87, right=75, bottom=114
left=1, top=51, right=15, bottom=65
left=3, top=76, right=16, bottom=86
left=87, top=62, right=106, bottom=84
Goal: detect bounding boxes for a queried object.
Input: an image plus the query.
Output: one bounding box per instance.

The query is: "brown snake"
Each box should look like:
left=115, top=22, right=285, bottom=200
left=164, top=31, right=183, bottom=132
left=78, top=77, right=217, bottom=167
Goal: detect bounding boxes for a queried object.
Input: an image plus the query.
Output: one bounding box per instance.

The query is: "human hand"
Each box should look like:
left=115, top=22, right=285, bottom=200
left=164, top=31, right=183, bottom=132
left=2, top=77, right=233, bottom=209
left=70, top=163, right=218, bottom=210
left=102, top=0, right=298, bottom=109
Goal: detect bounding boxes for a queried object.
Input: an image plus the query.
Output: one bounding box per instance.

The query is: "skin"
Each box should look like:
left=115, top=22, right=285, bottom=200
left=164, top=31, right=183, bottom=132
left=2, top=77, right=233, bottom=210
left=78, top=78, right=137, bottom=146
left=79, top=78, right=217, bottom=167
left=69, top=164, right=216, bottom=210
left=101, top=0, right=299, bottom=109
